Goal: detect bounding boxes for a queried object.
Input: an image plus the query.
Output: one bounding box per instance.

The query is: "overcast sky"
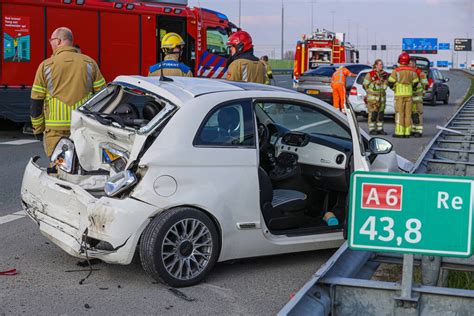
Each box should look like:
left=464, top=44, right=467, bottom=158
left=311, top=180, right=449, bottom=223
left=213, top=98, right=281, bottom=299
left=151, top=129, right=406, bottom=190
left=188, top=0, right=473, bottom=65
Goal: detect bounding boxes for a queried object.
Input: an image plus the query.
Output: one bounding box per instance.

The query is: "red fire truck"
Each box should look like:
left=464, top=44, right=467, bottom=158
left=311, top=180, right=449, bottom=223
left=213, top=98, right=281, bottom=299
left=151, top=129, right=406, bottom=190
left=0, top=0, right=237, bottom=123
left=293, top=29, right=359, bottom=86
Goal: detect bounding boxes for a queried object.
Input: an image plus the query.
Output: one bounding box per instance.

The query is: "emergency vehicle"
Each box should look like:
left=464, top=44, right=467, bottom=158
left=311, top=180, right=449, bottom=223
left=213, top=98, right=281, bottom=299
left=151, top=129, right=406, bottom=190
left=293, top=29, right=359, bottom=86
left=0, top=0, right=236, bottom=123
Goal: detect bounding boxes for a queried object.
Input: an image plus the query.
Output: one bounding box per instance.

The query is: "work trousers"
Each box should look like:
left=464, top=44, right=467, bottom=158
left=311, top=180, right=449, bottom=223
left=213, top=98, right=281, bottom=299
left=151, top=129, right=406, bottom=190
left=394, top=96, right=413, bottom=136
left=332, top=84, right=346, bottom=112
left=367, top=101, right=386, bottom=132
left=44, top=128, right=70, bottom=157
left=412, top=101, right=424, bottom=135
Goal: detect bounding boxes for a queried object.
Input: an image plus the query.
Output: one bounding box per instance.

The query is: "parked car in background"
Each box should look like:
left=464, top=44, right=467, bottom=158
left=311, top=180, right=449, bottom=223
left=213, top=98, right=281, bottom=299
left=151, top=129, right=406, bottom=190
left=295, top=64, right=371, bottom=104
left=424, top=68, right=450, bottom=105
left=348, top=69, right=395, bottom=116
left=410, top=56, right=450, bottom=105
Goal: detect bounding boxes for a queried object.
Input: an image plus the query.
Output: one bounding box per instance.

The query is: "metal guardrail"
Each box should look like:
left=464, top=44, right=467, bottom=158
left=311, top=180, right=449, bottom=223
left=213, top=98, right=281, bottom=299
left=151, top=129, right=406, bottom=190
left=279, top=96, right=474, bottom=316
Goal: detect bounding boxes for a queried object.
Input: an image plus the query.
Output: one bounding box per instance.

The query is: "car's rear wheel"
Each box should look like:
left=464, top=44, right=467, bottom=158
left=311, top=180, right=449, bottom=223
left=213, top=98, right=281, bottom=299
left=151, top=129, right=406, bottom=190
left=140, top=207, right=220, bottom=287
left=443, top=92, right=449, bottom=105
left=430, top=93, right=437, bottom=106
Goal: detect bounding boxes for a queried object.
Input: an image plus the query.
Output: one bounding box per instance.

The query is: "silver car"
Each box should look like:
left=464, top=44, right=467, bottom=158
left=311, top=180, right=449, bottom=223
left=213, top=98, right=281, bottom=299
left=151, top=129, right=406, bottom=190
left=295, top=64, right=371, bottom=104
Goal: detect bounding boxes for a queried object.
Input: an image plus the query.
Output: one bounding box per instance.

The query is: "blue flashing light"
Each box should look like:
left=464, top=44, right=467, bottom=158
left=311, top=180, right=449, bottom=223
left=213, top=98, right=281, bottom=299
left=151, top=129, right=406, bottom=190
left=202, top=8, right=228, bottom=21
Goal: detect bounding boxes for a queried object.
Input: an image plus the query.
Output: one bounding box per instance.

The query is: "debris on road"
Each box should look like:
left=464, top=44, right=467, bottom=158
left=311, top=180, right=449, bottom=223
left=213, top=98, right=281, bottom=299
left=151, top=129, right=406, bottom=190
left=64, top=269, right=100, bottom=273
left=0, top=268, right=17, bottom=276
left=77, top=258, right=102, bottom=267
left=168, top=287, right=196, bottom=302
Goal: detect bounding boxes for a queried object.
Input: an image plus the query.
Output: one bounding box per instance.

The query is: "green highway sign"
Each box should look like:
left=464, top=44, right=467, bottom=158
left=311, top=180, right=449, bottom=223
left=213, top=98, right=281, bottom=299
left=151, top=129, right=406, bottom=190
left=348, top=171, right=474, bottom=257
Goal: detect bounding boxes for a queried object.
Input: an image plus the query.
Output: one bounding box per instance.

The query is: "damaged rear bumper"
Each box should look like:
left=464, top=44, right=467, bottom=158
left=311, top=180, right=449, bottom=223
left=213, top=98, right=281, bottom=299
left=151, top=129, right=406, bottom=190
left=21, top=157, right=157, bottom=264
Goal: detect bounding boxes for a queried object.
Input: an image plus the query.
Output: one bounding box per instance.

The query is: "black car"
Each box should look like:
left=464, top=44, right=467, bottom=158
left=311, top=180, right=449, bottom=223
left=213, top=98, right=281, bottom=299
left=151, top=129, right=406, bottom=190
left=424, top=68, right=450, bottom=105
left=295, top=64, right=371, bottom=104
left=410, top=56, right=450, bottom=105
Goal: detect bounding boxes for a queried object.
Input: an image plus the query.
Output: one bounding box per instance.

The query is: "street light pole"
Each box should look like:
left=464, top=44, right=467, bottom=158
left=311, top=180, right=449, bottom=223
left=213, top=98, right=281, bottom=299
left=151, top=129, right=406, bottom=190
left=331, top=10, right=335, bottom=31
left=311, top=0, right=314, bottom=33
left=238, top=0, right=241, bottom=28
left=281, top=0, right=284, bottom=59
left=366, top=27, right=369, bottom=64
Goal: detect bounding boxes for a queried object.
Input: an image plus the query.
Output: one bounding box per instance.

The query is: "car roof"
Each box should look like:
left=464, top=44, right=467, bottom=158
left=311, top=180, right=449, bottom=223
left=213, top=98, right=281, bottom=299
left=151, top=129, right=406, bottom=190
left=113, top=76, right=295, bottom=105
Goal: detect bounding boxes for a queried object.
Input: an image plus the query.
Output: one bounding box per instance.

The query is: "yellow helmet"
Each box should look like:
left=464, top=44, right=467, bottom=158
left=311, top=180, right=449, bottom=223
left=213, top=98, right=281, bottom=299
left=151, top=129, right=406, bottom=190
left=161, top=32, right=185, bottom=50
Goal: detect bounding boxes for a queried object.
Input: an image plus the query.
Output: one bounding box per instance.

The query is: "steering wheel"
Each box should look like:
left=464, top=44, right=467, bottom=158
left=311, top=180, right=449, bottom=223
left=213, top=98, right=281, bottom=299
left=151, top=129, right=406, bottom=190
left=257, top=123, right=269, bottom=151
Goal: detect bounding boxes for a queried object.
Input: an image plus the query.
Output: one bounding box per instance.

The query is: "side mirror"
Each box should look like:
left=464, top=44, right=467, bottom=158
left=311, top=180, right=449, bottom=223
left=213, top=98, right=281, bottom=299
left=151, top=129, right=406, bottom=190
left=368, top=137, right=393, bottom=155
left=444, top=78, right=450, bottom=82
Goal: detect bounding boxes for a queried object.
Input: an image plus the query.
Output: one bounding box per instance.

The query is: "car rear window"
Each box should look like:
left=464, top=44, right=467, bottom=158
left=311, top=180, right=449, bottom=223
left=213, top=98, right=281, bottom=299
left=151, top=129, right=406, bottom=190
left=303, top=66, right=336, bottom=77
left=356, top=72, right=368, bottom=85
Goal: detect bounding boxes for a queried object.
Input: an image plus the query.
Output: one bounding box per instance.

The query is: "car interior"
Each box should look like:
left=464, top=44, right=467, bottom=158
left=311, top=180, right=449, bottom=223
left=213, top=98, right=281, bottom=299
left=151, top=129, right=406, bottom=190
left=82, top=85, right=166, bottom=129
left=254, top=102, right=353, bottom=236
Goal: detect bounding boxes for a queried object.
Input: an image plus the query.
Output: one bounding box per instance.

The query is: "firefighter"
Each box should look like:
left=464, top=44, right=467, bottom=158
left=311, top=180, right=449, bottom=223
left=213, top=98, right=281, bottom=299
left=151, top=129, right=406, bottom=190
left=226, top=30, right=267, bottom=84
left=363, top=59, right=389, bottom=135
left=260, top=55, right=274, bottom=85
left=148, top=32, right=192, bottom=77
left=409, top=58, right=428, bottom=137
left=30, top=27, right=105, bottom=157
left=388, top=52, right=419, bottom=138
left=331, top=65, right=356, bottom=113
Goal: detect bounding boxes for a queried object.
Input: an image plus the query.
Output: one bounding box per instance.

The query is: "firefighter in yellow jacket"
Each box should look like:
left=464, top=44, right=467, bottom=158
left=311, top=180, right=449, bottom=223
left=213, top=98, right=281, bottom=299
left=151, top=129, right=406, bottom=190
left=260, top=55, right=274, bottom=85
left=409, top=58, right=428, bottom=137
left=226, top=30, right=267, bottom=84
left=388, top=52, right=419, bottom=138
left=363, top=59, right=389, bottom=135
left=148, top=32, right=193, bottom=77
left=30, top=27, right=105, bottom=157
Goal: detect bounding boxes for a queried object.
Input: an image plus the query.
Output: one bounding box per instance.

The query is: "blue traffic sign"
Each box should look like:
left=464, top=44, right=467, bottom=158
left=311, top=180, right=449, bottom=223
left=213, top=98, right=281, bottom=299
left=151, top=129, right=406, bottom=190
left=437, top=61, right=449, bottom=67
left=402, top=38, right=438, bottom=54
left=439, top=43, right=450, bottom=50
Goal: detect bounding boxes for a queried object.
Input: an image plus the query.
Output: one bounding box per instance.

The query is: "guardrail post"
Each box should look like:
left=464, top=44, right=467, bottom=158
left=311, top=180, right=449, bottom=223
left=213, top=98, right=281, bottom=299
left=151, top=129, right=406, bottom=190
left=394, top=254, right=420, bottom=316
left=421, top=255, right=442, bottom=286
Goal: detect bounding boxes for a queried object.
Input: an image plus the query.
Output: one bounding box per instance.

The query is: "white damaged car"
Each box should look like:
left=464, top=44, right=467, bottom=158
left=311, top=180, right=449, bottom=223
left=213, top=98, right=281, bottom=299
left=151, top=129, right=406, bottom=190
left=21, top=77, right=411, bottom=287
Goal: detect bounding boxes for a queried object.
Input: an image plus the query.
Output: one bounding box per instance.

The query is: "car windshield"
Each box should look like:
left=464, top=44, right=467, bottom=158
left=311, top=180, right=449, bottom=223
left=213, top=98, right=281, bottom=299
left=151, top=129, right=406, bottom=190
left=80, top=83, right=177, bottom=134
left=258, top=102, right=351, bottom=140
left=415, top=59, right=430, bottom=69
left=206, top=27, right=229, bottom=57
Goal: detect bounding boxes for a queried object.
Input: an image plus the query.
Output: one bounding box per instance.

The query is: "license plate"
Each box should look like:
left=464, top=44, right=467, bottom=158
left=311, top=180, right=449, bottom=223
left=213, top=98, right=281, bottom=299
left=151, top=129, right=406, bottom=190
left=306, top=89, right=319, bottom=95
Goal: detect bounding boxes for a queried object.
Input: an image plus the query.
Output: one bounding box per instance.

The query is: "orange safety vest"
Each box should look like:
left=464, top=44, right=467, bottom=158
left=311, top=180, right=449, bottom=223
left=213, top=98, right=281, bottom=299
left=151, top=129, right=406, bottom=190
left=331, top=67, right=352, bottom=86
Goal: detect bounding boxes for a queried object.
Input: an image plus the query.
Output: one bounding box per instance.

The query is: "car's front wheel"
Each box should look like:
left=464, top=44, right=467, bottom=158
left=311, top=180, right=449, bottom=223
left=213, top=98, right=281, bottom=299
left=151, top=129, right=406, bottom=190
left=140, top=207, right=220, bottom=287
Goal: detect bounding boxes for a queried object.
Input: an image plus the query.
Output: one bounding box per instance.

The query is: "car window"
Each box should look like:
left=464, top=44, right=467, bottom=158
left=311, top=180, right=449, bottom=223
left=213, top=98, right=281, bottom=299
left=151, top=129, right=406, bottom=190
left=259, top=102, right=351, bottom=140
left=206, top=27, right=229, bottom=57
left=356, top=72, right=368, bottom=85
left=81, top=84, right=175, bottom=133
left=303, top=66, right=336, bottom=77
left=195, top=100, right=255, bottom=147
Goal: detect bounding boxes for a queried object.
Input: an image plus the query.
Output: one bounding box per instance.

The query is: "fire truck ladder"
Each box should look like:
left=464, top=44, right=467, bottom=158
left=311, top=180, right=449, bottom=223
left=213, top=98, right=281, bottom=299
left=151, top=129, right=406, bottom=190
left=279, top=96, right=474, bottom=316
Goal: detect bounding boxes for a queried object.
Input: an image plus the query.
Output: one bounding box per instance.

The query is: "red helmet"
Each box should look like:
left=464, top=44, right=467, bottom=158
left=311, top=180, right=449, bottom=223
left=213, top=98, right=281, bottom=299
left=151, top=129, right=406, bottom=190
left=398, top=51, right=410, bottom=65
left=227, top=30, right=253, bottom=54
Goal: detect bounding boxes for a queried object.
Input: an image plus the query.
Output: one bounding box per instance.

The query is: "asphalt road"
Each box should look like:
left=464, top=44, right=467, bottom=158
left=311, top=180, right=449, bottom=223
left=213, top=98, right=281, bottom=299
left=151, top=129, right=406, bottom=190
left=0, top=71, right=471, bottom=315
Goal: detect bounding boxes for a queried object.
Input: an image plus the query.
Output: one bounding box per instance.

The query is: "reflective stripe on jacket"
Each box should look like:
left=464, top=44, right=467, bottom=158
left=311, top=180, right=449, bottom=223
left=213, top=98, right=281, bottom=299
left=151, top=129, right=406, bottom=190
left=388, top=66, right=419, bottom=97
left=30, top=46, right=105, bottom=131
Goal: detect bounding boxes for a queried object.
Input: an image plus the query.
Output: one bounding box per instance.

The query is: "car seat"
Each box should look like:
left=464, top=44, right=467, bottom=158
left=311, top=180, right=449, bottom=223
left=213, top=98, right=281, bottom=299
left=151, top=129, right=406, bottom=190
left=143, top=101, right=164, bottom=121
left=258, top=167, right=307, bottom=230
